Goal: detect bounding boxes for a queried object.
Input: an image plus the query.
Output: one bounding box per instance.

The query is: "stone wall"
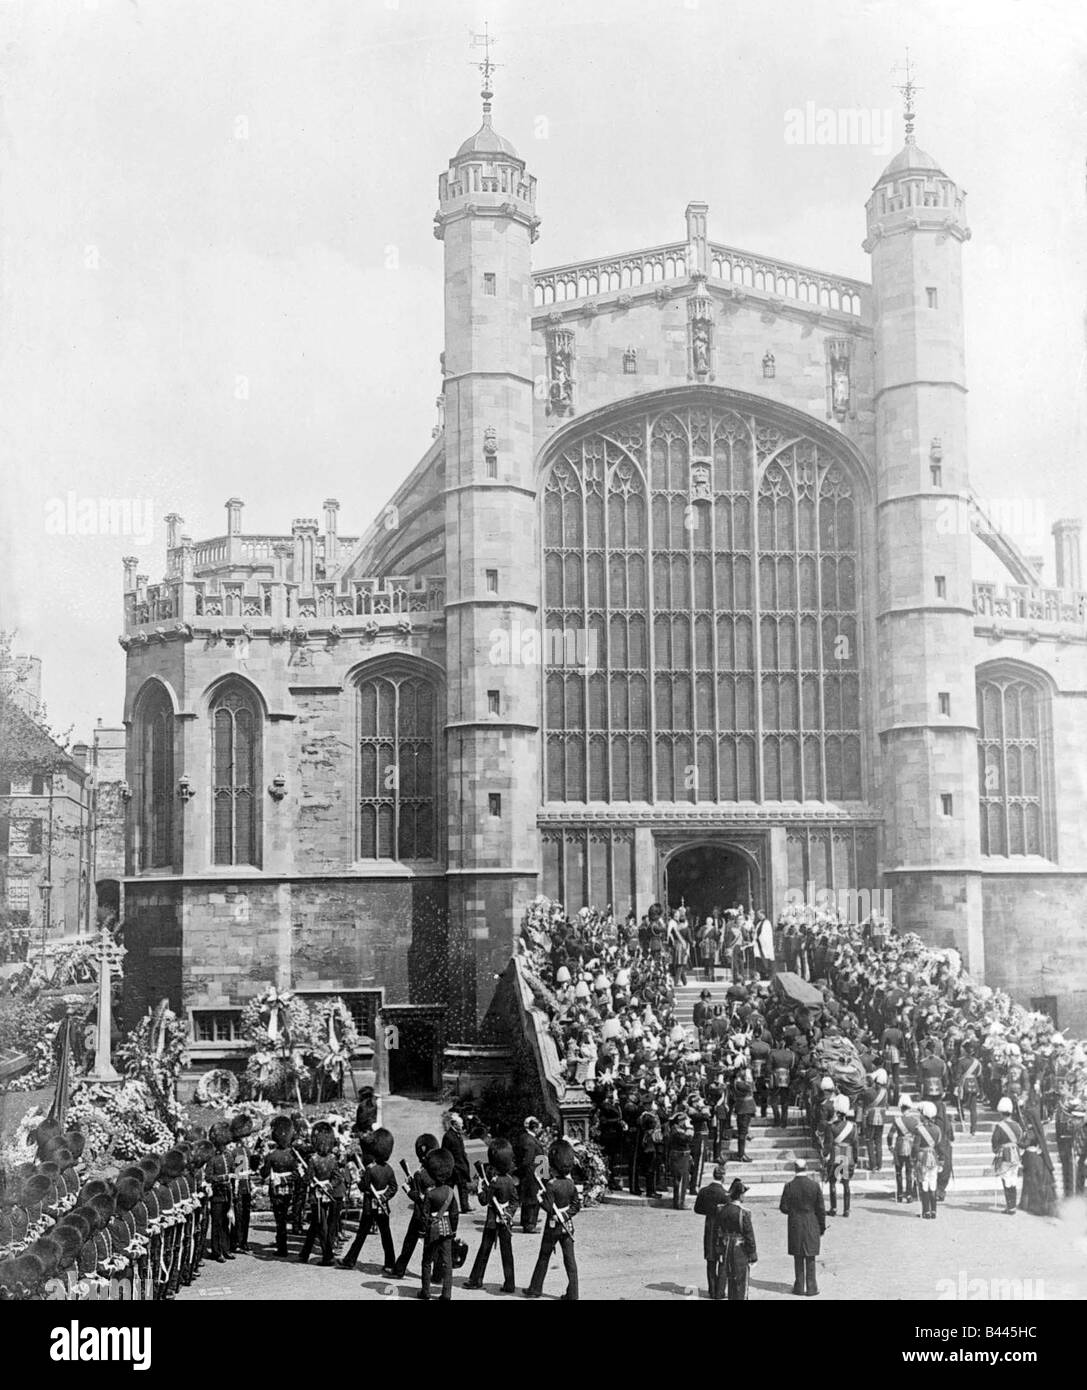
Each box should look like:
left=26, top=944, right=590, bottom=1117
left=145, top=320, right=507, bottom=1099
left=982, top=872, right=1087, bottom=1035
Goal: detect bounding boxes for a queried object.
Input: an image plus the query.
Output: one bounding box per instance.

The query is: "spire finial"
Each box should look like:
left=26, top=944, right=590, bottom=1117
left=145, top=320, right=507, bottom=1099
left=470, top=21, right=501, bottom=120
left=893, top=48, right=923, bottom=145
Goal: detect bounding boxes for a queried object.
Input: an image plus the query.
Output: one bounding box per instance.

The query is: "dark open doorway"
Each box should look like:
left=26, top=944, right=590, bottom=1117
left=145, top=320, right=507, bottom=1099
left=664, top=844, right=758, bottom=927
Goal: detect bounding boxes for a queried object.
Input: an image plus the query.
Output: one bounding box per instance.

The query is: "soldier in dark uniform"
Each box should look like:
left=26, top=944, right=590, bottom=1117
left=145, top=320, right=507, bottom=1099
left=419, top=1147, right=459, bottom=1301
left=714, top=1177, right=758, bottom=1300
left=779, top=1158, right=826, bottom=1296
left=693, top=1164, right=730, bottom=1299
left=880, top=1021, right=906, bottom=1105
left=955, top=1042, right=983, bottom=1135
left=190, top=1138, right=214, bottom=1273
left=749, top=1031, right=772, bottom=1118
left=887, top=1096, right=919, bottom=1203
left=597, top=1089, right=625, bottom=1190
left=1055, top=1089, right=1086, bottom=1198
left=390, top=1132, right=438, bottom=1279
left=822, top=1095, right=858, bottom=1217
left=261, top=1115, right=304, bottom=1258
left=206, top=1122, right=233, bottom=1263
left=464, top=1138, right=519, bottom=1293
left=340, top=1127, right=397, bottom=1274
left=732, top=1077, right=756, bottom=1163
left=524, top=1139, right=580, bottom=1301
left=513, top=1116, right=545, bottom=1232
left=633, top=1102, right=661, bottom=1196
left=226, top=1114, right=254, bottom=1253
left=298, top=1122, right=345, bottom=1265
left=918, top=1039, right=950, bottom=1108
left=770, top=1039, right=796, bottom=1128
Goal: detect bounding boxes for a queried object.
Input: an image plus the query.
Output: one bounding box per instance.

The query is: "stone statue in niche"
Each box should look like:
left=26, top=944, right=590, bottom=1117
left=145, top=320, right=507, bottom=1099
left=831, top=349, right=850, bottom=419
left=548, top=330, right=575, bottom=410
left=483, top=425, right=498, bottom=458
left=692, top=324, right=711, bottom=375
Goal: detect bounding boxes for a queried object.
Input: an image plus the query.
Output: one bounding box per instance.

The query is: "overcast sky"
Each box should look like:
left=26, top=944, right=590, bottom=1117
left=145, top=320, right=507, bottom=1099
left=1, top=0, right=1085, bottom=736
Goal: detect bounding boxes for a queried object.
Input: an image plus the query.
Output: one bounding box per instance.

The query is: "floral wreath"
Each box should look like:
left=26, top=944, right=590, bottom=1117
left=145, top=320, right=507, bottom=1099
left=194, top=1068, right=240, bottom=1107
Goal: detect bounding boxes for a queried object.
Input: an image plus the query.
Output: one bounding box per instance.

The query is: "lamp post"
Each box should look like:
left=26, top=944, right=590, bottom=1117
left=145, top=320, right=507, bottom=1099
left=87, top=928, right=120, bottom=1084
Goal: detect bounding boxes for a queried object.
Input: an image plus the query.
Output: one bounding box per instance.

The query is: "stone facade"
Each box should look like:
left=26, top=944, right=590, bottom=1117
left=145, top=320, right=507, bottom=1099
left=118, top=103, right=1087, bottom=1073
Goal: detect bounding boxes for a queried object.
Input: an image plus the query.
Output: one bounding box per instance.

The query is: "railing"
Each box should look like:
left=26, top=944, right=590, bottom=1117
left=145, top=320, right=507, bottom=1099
left=184, top=533, right=360, bottom=572
left=532, top=240, right=865, bottom=316
left=973, top=582, right=1087, bottom=627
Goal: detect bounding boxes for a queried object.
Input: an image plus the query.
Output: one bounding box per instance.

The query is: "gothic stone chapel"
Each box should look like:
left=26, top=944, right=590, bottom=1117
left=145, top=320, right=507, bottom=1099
left=118, top=80, right=1087, bottom=1087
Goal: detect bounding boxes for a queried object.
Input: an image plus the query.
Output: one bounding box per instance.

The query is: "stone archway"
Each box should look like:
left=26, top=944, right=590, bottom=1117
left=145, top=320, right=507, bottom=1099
left=663, top=843, right=760, bottom=927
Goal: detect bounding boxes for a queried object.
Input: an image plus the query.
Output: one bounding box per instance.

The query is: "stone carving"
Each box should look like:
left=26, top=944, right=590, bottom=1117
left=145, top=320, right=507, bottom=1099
left=690, top=461, right=712, bottom=503
left=827, top=339, right=852, bottom=421
left=547, top=327, right=576, bottom=414
left=687, top=272, right=714, bottom=380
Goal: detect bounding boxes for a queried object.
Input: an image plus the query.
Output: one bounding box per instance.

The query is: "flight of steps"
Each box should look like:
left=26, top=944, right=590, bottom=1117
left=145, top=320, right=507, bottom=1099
left=615, top=983, right=1038, bottom=1198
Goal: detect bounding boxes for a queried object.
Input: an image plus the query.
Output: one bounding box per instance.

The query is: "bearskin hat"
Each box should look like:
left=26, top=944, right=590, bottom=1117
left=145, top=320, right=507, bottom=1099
left=37, top=1160, right=60, bottom=1180
left=229, top=1113, right=254, bottom=1141
left=368, top=1128, right=394, bottom=1164
left=15, top=1162, right=36, bottom=1181
left=51, top=1224, right=83, bottom=1266
left=51, top=1146, right=74, bottom=1172
left=16, top=1250, right=46, bottom=1289
left=62, top=1131, right=86, bottom=1159
left=137, top=1157, right=161, bottom=1189
left=487, top=1139, right=515, bottom=1176
left=22, top=1174, right=50, bottom=1205
left=311, top=1120, right=335, bottom=1140
left=115, top=1176, right=143, bottom=1213
left=56, top=1211, right=92, bottom=1243
left=32, top=1120, right=62, bottom=1154
left=186, top=1125, right=208, bottom=1143
left=423, top=1148, right=454, bottom=1184
left=415, top=1132, right=438, bottom=1162
left=88, top=1191, right=117, bottom=1222
left=192, top=1140, right=215, bottom=1166
left=209, top=1121, right=232, bottom=1150
left=270, top=1115, right=294, bottom=1147
left=548, top=1140, right=576, bottom=1177
left=162, top=1149, right=186, bottom=1180
left=77, top=1178, right=109, bottom=1205
left=313, top=1128, right=335, bottom=1156
left=31, top=1234, right=63, bottom=1276
left=116, top=1166, right=144, bottom=1185
left=73, top=1203, right=105, bottom=1233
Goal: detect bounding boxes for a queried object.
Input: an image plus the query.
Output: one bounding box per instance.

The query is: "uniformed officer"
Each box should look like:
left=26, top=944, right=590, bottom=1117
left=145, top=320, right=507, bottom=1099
left=769, top=1039, right=796, bottom=1129
left=887, top=1096, right=920, bottom=1203
left=513, top=1116, right=545, bottom=1232
left=226, top=1114, right=254, bottom=1254
left=955, top=1042, right=983, bottom=1134
left=749, top=1032, right=772, bottom=1119
left=390, top=1132, right=438, bottom=1280
left=524, top=1139, right=580, bottom=1301
left=880, top=1021, right=906, bottom=1104
left=206, top=1122, right=233, bottom=1263
left=714, top=1177, right=758, bottom=1300
left=1055, top=1089, right=1086, bottom=1198
left=912, top=1101, right=943, bottom=1220
left=860, top=1067, right=889, bottom=1171
left=822, top=1094, right=858, bottom=1217
left=464, top=1138, right=519, bottom=1294
left=992, top=1097, right=1024, bottom=1215
left=298, top=1122, right=345, bottom=1265
left=261, top=1116, right=305, bottom=1258
left=732, top=1076, right=756, bottom=1163
left=918, top=1039, right=950, bottom=1106
left=419, top=1148, right=459, bottom=1301
left=340, top=1127, right=397, bottom=1274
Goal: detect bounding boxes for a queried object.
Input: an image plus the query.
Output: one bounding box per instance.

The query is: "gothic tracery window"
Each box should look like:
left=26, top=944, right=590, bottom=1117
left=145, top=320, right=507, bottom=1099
left=977, top=669, right=1054, bottom=858
left=137, top=683, right=174, bottom=869
left=357, top=668, right=438, bottom=861
left=212, top=684, right=262, bottom=866
left=542, top=402, right=864, bottom=803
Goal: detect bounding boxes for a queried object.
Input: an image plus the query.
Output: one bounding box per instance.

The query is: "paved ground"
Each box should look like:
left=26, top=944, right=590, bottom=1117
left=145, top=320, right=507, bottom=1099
left=177, top=1096, right=1087, bottom=1303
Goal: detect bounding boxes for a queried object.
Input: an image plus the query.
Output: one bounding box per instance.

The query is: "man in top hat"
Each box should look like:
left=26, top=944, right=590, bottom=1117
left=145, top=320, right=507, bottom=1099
left=524, top=1139, right=580, bottom=1301
left=714, top=1177, right=758, bottom=1300
left=340, top=1127, right=397, bottom=1274
left=261, top=1115, right=305, bottom=1258
left=693, top=1163, right=730, bottom=1299
left=419, top=1148, right=459, bottom=1301
left=778, top=1158, right=826, bottom=1297
left=464, top=1138, right=519, bottom=1294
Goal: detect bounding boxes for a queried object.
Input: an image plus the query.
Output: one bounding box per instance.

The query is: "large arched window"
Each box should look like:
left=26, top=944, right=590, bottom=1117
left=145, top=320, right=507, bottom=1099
left=356, top=667, right=438, bottom=861
left=211, top=683, right=262, bottom=866
left=136, top=683, right=174, bottom=869
left=977, top=667, right=1055, bottom=858
left=542, top=400, right=864, bottom=803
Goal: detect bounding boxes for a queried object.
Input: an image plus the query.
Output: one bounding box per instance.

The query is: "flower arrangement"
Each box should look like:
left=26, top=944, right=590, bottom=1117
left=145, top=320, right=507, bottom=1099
left=67, top=1081, right=176, bottom=1161
left=49, top=933, right=126, bottom=987
left=193, top=1068, right=240, bottom=1108
left=534, top=1126, right=608, bottom=1208
left=0, top=1104, right=47, bottom=1170
left=239, top=987, right=317, bottom=1104
left=116, top=1002, right=189, bottom=1133
left=312, top=996, right=360, bottom=1101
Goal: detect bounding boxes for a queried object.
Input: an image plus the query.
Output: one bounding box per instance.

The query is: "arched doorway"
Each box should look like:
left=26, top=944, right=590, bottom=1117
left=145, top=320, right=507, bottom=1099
left=664, top=844, right=758, bottom=927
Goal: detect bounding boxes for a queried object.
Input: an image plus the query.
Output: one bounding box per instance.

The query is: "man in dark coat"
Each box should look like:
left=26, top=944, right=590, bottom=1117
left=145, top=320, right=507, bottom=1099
left=778, top=1158, right=826, bottom=1296
left=513, top=1117, right=545, bottom=1233
left=441, top=1112, right=472, bottom=1213
left=714, top=1178, right=758, bottom=1300
left=693, top=1164, right=729, bottom=1299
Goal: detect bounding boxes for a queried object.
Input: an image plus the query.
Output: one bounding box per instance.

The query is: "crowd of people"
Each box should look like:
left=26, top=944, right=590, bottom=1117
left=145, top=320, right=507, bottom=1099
left=518, top=897, right=1087, bottom=1233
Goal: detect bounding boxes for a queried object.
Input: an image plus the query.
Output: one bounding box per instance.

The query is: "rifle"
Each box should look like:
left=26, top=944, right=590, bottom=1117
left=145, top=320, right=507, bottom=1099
left=473, top=1160, right=491, bottom=1203
left=399, top=1158, right=424, bottom=1212
left=536, top=1172, right=575, bottom=1240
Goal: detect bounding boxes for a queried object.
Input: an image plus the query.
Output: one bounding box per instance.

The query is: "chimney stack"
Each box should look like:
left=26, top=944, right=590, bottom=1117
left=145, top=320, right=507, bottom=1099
left=226, top=498, right=244, bottom=537
left=1053, top=518, right=1083, bottom=590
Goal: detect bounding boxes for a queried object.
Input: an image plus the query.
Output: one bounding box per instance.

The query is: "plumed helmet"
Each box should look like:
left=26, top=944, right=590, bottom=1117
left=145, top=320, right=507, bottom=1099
left=369, top=1128, right=394, bottom=1164
left=270, top=1115, right=294, bottom=1147
left=137, top=1157, right=161, bottom=1189
left=548, top=1140, right=576, bottom=1177
left=415, top=1132, right=439, bottom=1162
left=161, top=1149, right=187, bottom=1180
left=920, top=1101, right=938, bottom=1119
left=62, top=1131, right=86, bottom=1160
left=209, top=1122, right=232, bottom=1150
left=424, top=1148, right=455, bottom=1184
left=556, top=966, right=571, bottom=984
left=115, top=1177, right=143, bottom=1213
left=873, top=1068, right=888, bottom=1084
left=487, top=1139, right=515, bottom=1175
left=229, top=1113, right=254, bottom=1141
left=820, top=1077, right=835, bottom=1091
left=834, top=1094, right=851, bottom=1115
left=997, top=1097, right=1014, bottom=1114
left=899, top=1096, right=914, bottom=1111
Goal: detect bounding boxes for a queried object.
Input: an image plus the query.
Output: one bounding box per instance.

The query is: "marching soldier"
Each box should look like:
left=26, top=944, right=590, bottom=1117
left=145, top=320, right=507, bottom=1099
left=918, top=1039, right=950, bottom=1106
left=992, top=1097, right=1024, bottom=1215
left=912, top=1101, right=943, bottom=1220
left=261, top=1115, right=305, bottom=1258
left=340, top=1127, right=397, bottom=1274
left=390, top=1132, right=438, bottom=1280
left=298, top=1122, right=345, bottom=1265
left=714, top=1177, right=758, bottom=1300
left=888, top=1096, right=920, bottom=1203
left=693, top=1163, right=730, bottom=1300
left=859, top=1067, right=889, bottom=1171
left=524, top=1139, right=580, bottom=1301
left=464, top=1138, right=519, bottom=1293
left=419, top=1147, right=459, bottom=1301
left=822, top=1094, right=858, bottom=1217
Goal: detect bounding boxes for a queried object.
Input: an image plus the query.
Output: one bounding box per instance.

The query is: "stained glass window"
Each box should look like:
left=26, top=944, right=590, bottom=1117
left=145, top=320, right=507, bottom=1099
left=542, top=402, right=864, bottom=803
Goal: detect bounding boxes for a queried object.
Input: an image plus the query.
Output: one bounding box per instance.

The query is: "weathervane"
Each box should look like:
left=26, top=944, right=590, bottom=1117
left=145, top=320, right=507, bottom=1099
left=893, top=48, right=923, bottom=144
left=470, top=21, right=501, bottom=117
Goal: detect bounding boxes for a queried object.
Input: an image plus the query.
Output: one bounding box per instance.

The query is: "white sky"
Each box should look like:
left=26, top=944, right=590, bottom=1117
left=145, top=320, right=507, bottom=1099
left=1, top=0, right=1085, bottom=736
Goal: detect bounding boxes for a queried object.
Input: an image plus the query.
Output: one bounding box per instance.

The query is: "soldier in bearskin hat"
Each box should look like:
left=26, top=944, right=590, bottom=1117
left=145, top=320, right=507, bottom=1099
left=418, top=1147, right=459, bottom=1301
left=189, top=1139, right=215, bottom=1272
left=464, top=1138, right=519, bottom=1294
left=524, top=1139, right=580, bottom=1301
left=227, top=1113, right=254, bottom=1253
left=340, top=1127, right=397, bottom=1274
left=206, top=1122, right=234, bottom=1263
left=298, top=1121, right=345, bottom=1266
left=390, top=1132, right=438, bottom=1280
left=261, top=1115, right=305, bottom=1258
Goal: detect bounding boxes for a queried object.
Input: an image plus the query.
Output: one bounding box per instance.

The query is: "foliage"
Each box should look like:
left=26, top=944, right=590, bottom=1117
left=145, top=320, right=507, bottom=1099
left=0, top=1104, right=47, bottom=1170
left=116, top=1001, right=189, bottom=1132
left=193, top=1069, right=240, bottom=1108
left=0, top=995, right=61, bottom=1092
left=535, top=1126, right=608, bottom=1207
left=240, top=987, right=318, bottom=1102
left=66, top=1081, right=176, bottom=1161
left=49, top=933, right=126, bottom=987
